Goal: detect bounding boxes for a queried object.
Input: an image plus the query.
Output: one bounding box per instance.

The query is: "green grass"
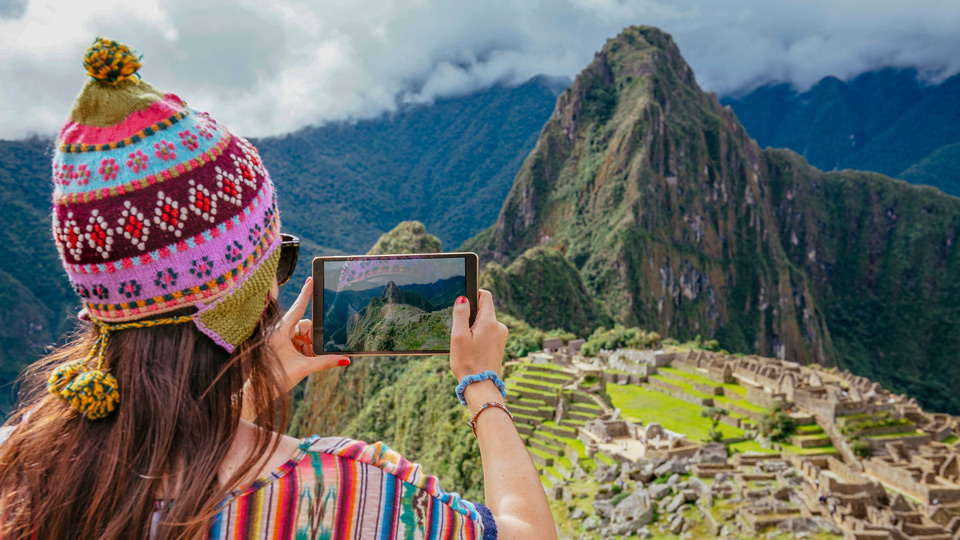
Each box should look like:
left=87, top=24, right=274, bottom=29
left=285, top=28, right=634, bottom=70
left=540, top=465, right=560, bottom=486
left=511, top=386, right=558, bottom=401
left=648, top=374, right=717, bottom=400
left=796, top=424, right=824, bottom=433
left=512, top=412, right=544, bottom=425
left=512, top=376, right=566, bottom=389
left=537, top=426, right=588, bottom=457
left=597, top=452, right=616, bottom=466
left=524, top=363, right=570, bottom=372
left=660, top=366, right=723, bottom=387
left=713, top=393, right=769, bottom=414
left=528, top=446, right=555, bottom=462
left=779, top=442, right=838, bottom=455
left=515, top=369, right=574, bottom=383
left=721, top=383, right=747, bottom=397
left=791, top=434, right=831, bottom=442
left=867, top=430, right=926, bottom=440
left=608, top=384, right=745, bottom=442
left=944, top=435, right=958, bottom=444
left=728, top=440, right=778, bottom=454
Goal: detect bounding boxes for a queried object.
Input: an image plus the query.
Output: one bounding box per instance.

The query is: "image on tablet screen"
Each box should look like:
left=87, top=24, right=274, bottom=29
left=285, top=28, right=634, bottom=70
left=321, top=257, right=466, bottom=352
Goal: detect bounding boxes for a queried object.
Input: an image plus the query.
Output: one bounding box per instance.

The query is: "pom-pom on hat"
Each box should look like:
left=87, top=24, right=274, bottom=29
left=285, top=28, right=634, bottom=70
left=48, top=38, right=282, bottom=419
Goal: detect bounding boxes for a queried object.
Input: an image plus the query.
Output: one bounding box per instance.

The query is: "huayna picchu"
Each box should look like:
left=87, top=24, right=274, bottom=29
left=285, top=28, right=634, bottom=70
left=464, top=26, right=960, bottom=415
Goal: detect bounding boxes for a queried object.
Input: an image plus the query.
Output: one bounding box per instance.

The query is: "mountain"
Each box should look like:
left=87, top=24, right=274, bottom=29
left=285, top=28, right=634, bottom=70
left=0, top=139, right=80, bottom=410
left=343, top=282, right=452, bottom=352
left=478, top=246, right=610, bottom=336
left=465, top=27, right=960, bottom=414
left=722, top=68, right=960, bottom=196
left=367, top=220, right=442, bottom=255
left=0, top=79, right=562, bottom=410
left=254, top=76, right=566, bottom=254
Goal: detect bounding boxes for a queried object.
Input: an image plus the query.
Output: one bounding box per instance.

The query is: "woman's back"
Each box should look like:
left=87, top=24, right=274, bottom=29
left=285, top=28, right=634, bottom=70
left=151, top=435, right=491, bottom=540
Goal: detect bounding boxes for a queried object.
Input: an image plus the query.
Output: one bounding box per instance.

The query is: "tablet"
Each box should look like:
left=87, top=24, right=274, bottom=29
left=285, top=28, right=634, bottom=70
left=312, top=252, right=479, bottom=355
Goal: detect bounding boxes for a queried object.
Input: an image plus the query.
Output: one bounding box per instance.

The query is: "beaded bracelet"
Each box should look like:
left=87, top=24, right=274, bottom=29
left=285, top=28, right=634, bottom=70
left=455, top=370, right=507, bottom=406
left=467, top=402, right=514, bottom=438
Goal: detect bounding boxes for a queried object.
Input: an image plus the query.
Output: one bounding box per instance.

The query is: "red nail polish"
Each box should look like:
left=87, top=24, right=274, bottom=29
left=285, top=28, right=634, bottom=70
left=338, top=358, right=350, bottom=367
left=456, top=296, right=467, bottom=304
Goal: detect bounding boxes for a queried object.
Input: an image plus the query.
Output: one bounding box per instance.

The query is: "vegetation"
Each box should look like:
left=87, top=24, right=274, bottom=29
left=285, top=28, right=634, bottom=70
left=608, top=384, right=745, bottom=442
left=722, top=68, right=960, bottom=197
left=366, top=220, right=441, bottom=255
left=851, top=439, right=872, bottom=458
left=479, top=247, right=609, bottom=337
left=579, top=324, right=662, bottom=356
left=760, top=403, right=797, bottom=442
left=499, top=314, right=576, bottom=361
left=700, top=406, right=730, bottom=442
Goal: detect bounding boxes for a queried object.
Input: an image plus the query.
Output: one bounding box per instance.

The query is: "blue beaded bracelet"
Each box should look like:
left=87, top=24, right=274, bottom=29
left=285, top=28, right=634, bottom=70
left=455, top=370, right=507, bottom=406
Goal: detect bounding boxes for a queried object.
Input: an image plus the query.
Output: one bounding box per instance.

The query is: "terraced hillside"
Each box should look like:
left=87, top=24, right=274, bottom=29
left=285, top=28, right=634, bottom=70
left=503, top=362, right=613, bottom=488
left=609, top=362, right=840, bottom=458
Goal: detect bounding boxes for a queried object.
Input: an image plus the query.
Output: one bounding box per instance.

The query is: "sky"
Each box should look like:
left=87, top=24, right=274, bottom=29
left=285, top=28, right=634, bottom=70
left=326, top=257, right=464, bottom=291
left=2, top=0, right=960, bottom=140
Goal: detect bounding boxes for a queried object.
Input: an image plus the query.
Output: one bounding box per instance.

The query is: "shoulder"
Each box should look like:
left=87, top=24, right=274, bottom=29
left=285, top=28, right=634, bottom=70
left=297, top=435, right=496, bottom=536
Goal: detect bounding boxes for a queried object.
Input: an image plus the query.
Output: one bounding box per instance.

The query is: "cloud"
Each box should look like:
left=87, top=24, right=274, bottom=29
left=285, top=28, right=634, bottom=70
left=0, top=0, right=27, bottom=20
left=1, top=0, right=959, bottom=139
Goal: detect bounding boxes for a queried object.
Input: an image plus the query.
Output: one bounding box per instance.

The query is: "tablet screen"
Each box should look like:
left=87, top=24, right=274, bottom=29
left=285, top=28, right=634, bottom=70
left=318, top=255, right=469, bottom=353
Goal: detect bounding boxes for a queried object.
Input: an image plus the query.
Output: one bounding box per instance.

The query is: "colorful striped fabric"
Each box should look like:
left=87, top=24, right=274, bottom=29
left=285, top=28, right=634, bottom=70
left=150, top=435, right=496, bottom=539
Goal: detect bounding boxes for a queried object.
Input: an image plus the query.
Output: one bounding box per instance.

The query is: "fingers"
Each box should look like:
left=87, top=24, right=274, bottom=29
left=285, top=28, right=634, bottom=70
left=288, top=353, right=350, bottom=384
left=296, top=319, right=313, bottom=341
left=282, top=277, right=313, bottom=329
left=312, top=354, right=350, bottom=371
left=451, top=295, right=471, bottom=348
left=291, top=336, right=313, bottom=356
left=476, top=288, right=498, bottom=323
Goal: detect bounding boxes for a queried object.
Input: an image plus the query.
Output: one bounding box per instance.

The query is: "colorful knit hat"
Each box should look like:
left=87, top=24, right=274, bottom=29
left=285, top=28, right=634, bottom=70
left=48, top=38, right=282, bottom=419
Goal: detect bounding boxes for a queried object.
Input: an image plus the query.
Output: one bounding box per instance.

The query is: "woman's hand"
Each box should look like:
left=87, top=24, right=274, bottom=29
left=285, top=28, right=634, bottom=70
left=449, top=289, right=508, bottom=382
left=269, top=277, right=350, bottom=392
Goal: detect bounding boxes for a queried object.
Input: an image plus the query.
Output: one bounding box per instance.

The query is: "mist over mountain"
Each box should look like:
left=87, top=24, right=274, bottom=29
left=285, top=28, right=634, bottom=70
left=723, top=67, right=960, bottom=196
left=254, top=76, right=566, bottom=253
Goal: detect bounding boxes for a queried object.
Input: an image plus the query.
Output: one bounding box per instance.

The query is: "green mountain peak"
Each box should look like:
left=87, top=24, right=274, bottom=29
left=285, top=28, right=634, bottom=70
left=466, top=25, right=960, bottom=413
left=367, top=220, right=442, bottom=255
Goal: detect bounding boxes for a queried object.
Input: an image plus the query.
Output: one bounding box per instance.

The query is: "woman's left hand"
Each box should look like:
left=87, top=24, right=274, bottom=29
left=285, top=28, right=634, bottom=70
left=270, top=277, right=350, bottom=392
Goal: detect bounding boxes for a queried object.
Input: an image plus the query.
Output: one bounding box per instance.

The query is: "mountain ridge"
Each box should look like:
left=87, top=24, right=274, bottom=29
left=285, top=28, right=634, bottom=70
left=723, top=67, right=960, bottom=196
left=465, top=25, right=960, bottom=413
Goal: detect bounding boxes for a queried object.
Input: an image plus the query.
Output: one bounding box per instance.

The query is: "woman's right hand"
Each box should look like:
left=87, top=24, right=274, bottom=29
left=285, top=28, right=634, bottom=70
left=449, top=289, right=508, bottom=382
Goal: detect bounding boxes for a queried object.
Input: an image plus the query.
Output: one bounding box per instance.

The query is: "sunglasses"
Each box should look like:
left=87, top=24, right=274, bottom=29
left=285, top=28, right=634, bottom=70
left=276, top=233, right=300, bottom=286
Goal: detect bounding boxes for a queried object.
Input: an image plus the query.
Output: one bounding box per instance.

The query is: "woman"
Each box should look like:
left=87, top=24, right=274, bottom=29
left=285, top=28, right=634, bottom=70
left=0, top=38, right=555, bottom=540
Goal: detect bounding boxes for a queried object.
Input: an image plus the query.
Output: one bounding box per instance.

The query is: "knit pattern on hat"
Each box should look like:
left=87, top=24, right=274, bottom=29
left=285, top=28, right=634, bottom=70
left=51, top=38, right=281, bottom=351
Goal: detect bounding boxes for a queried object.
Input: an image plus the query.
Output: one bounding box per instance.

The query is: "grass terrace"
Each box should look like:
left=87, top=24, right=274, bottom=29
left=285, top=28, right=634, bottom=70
left=608, top=384, right=745, bottom=442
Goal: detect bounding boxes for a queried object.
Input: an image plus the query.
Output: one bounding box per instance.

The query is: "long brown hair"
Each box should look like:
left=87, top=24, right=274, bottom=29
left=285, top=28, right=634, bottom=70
left=0, top=299, right=290, bottom=539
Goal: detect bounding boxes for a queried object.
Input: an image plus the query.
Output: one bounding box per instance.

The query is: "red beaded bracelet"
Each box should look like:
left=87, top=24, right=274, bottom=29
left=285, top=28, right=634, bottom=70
left=467, top=402, right=514, bottom=438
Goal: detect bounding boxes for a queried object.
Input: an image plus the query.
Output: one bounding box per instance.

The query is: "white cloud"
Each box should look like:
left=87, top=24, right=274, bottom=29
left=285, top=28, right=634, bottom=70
left=1, top=0, right=959, bottom=139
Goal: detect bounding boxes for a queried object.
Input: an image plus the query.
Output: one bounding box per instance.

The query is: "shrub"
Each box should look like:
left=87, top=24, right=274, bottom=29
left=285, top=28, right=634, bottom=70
left=851, top=439, right=871, bottom=458
left=760, top=403, right=796, bottom=442
left=580, top=324, right=662, bottom=356
left=610, top=491, right=630, bottom=507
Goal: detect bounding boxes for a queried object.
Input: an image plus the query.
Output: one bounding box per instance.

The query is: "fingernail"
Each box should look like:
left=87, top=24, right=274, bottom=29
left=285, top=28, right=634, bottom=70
left=338, top=358, right=350, bottom=367
left=456, top=296, right=467, bottom=304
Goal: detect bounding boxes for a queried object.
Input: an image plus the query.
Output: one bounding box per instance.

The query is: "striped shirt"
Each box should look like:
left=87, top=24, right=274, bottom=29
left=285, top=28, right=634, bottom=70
left=150, top=435, right=496, bottom=539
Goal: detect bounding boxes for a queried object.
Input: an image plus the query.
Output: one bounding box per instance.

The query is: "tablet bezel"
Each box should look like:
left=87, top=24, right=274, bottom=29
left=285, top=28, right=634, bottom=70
left=312, top=252, right=479, bottom=356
